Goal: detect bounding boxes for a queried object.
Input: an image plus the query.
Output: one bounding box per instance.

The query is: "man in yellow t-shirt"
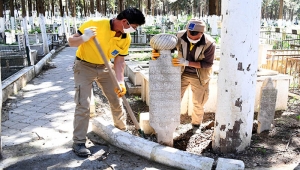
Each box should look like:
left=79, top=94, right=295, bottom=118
left=68, top=7, right=145, bottom=157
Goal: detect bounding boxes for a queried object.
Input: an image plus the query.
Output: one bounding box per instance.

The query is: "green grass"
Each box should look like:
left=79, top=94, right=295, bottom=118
left=296, top=115, right=300, bottom=121
left=257, top=147, right=267, bottom=154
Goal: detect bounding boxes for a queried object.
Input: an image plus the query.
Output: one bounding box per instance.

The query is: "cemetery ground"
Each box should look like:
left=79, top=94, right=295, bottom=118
left=93, top=84, right=300, bottom=169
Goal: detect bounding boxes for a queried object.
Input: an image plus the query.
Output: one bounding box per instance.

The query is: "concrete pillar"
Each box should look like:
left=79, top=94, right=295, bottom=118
left=213, top=0, right=262, bottom=153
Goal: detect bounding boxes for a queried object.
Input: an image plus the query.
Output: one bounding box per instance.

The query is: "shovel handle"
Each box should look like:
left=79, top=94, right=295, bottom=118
left=93, top=38, right=141, bottom=130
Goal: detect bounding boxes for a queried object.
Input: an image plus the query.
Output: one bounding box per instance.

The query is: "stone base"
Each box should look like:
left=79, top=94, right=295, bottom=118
left=139, top=112, right=155, bottom=135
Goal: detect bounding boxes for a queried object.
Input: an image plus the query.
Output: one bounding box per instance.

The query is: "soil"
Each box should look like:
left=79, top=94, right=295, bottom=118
left=92, top=83, right=300, bottom=169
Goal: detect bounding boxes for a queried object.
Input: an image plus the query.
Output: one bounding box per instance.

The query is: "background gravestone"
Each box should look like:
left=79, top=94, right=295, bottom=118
left=257, top=78, right=278, bottom=133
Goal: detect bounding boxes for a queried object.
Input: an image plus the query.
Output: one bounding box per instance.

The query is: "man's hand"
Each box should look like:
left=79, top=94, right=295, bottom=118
left=81, top=27, right=96, bottom=42
left=114, top=83, right=126, bottom=98
left=172, top=58, right=189, bottom=67
left=151, top=49, right=160, bottom=60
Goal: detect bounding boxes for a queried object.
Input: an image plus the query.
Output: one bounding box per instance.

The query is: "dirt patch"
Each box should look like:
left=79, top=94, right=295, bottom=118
left=93, top=84, right=300, bottom=169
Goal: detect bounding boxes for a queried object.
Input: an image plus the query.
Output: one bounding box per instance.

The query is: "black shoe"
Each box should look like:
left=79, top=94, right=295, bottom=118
left=72, top=143, right=91, bottom=157
left=192, top=124, right=200, bottom=128
left=192, top=124, right=201, bottom=134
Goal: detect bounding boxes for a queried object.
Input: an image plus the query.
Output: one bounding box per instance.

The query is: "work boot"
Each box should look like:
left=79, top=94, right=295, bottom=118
left=192, top=124, right=201, bottom=134
left=72, top=143, right=91, bottom=157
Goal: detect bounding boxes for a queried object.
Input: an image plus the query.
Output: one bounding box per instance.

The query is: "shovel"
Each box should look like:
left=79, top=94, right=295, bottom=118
left=93, top=38, right=146, bottom=138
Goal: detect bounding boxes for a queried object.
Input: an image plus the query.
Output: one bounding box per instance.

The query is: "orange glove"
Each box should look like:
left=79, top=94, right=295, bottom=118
left=172, top=58, right=189, bottom=67
left=151, top=49, right=160, bottom=60
left=114, top=83, right=126, bottom=98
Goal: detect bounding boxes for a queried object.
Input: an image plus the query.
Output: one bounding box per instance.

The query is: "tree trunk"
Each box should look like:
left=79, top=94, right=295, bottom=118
left=290, top=9, right=294, bottom=22
left=21, top=0, right=33, bottom=66
left=119, top=0, right=123, bottom=13
left=83, top=1, right=87, bottom=17
left=0, top=0, right=3, bottom=158
left=96, top=0, right=101, bottom=13
left=138, top=0, right=141, bottom=10
left=51, top=0, right=55, bottom=17
left=216, top=0, right=221, bottom=16
left=0, top=0, right=4, bottom=33
left=209, top=0, right=217, bottom=15
left=10, top=0, right=15, bottom=29
left=28, top=0, right=32, bottom=17
left=151, top=0, right=155, bottom=15
left=279, top=0, right=283, bottom=20
left=147, top=0, right=151, bottom=15
left=212, top=0, right=261, bottom=153
left=90, top=0, right=95, bottom=15
left=59, top=0, right=66, bottom=35
left=104, top=0, right=107, bottom=16
left=70, top=0, right=77, bottom=34
left=59, top=0, right=63, bottom=17
left=37, top=0, right=49, bottom=54
left=35, top=0, right=38, bottom=15
left=28, top=0, right=33, bottom=29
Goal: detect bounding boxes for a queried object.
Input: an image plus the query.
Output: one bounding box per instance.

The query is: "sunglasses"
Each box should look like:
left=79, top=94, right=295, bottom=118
left=189, top=30, right=200, bottom=36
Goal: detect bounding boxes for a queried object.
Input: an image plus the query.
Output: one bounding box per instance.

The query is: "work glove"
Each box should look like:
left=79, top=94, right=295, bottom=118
left=81, top=27, right=96, bottom=42
left=172, top=58, right=189, bottom=67
left=151, top=49, right=160, bottom=60
left=114, top=83, right=126, bottom=98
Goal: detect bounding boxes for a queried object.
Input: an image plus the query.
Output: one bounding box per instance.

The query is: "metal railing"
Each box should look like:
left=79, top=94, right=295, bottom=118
left=262, top=50, right=300, bottom=89
left=260, top=31, right=300, bottom=49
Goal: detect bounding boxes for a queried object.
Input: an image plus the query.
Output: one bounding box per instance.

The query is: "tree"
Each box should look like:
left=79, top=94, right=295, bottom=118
left=90, top=0, right=95, bottom=15
left=21, top=0, right=32, bottom=66
left=96, top=0, right=101, bottom=13
left=118, top=0, right=124, bottom=13
left=9, top=0, right=15, bottom=29
left=213, top=0, right=262, bottom=153
left=37, top=0, right=49, bottom=54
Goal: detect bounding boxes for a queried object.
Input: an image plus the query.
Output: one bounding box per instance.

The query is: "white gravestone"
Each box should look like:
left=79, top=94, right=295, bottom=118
left=149, top=50, right=181, bottom=146
left=257, top=78, right=278, bottom=133
left=149, top=34, right=179, bottom=146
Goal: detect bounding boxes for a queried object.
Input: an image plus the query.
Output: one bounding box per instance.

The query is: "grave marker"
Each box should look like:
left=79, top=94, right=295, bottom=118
left=257, top=78, right=278, bottom=133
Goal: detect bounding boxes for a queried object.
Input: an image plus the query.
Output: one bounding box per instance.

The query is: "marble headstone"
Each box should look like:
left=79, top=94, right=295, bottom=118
left=257, top=78, right=278, bottom=133
left=149, top=50, right=181, bottom=146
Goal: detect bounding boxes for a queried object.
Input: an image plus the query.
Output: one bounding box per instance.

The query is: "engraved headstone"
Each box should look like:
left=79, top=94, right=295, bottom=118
left=149, top=50, right=181, bottom=146
left=18, top=34, right=25, bottom=51
left=257, top=78, right=278, bottom=133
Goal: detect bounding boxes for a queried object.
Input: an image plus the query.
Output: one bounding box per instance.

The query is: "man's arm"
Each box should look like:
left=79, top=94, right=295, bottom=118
left=188, top=43, right=216, bottom=68
left=114, top=55, right=125, bottom=83
left=68, top=27, right=96, bottom=47
left=68, top=33, right=85, bottom=47
left=200, top=43, right=216, bottom=68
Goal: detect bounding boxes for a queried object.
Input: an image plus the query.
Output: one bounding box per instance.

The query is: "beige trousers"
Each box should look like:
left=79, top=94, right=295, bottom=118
left=73, top=60, right=126, bottom=143
left=181, top=73, right=209, bottom=125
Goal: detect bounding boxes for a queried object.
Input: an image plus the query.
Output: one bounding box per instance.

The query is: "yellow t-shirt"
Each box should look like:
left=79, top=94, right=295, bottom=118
left=76, top=18, right=131, bottom=64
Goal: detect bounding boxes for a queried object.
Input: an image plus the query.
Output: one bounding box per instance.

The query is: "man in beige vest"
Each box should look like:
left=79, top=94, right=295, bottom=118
left=152, top=18, right=216, bottom=133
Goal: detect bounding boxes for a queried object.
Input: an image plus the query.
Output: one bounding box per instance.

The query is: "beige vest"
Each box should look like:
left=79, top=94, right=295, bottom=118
left=176, top=30, right=215, bottom=85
